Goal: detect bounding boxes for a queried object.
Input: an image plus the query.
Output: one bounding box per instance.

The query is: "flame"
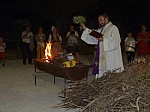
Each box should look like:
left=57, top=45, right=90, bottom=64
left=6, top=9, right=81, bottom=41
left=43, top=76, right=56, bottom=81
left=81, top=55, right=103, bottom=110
left=45, top=42, right=52, bottom=62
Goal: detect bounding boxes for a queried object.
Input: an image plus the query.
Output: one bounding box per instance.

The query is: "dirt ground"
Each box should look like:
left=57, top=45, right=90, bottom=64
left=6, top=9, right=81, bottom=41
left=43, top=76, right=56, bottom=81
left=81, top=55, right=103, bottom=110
left=0, top=55, right=95, bottom=112
left=0, top=47, right=132, bottom=112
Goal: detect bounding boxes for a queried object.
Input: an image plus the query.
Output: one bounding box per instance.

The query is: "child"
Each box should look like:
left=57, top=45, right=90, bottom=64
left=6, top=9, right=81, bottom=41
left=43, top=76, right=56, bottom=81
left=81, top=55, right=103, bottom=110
left=0, top=37, right=6, bottom=66
left=124, top=32, right=136, bottom=64
left=66, top=31, right=80, bottom=62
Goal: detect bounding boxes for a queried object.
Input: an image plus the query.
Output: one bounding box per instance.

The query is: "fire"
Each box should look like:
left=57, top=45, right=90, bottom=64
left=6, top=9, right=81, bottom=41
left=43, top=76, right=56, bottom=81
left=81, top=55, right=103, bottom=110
left=45, top=42, right=52, bottom=61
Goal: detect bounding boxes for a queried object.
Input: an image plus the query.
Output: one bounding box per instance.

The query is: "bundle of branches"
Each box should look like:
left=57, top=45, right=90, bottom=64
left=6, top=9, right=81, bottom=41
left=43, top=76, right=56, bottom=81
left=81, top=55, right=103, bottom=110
left=57, top=62, right=150, bottom=112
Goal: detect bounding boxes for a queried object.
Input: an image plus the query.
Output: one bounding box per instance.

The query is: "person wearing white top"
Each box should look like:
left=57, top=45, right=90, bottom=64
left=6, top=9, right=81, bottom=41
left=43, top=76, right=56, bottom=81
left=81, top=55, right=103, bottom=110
left=124, top=32, right=136, bottom=64
left=48, top=26, right=63, bottom=57
left=80, top=13, right=124, bottom=78
left=22, top=26, right=34, bottom=65
left=66, top=25, right=80, bottom=62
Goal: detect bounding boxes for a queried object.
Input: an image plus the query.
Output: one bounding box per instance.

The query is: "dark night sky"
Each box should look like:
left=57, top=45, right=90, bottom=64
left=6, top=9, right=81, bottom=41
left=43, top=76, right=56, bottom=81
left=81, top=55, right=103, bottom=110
left=0, top=0, right=150, bottom=41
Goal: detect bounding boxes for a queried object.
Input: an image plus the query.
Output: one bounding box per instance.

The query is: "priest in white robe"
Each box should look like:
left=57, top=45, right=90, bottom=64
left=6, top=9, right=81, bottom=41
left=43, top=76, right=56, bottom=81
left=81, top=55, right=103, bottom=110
left=80, top=13, right=124, bottom=78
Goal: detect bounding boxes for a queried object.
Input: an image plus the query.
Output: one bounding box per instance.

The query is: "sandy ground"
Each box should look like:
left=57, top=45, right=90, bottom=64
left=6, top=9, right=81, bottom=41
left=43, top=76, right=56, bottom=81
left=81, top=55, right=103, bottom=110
left=0, top=55, right=95, bottom=112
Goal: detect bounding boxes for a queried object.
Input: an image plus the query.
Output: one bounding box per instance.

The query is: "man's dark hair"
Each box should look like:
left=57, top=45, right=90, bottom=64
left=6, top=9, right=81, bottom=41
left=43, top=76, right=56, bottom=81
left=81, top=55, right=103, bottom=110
left=128, top=31, right=132, bottom=34
left=102, top=13, right=109, bottom=21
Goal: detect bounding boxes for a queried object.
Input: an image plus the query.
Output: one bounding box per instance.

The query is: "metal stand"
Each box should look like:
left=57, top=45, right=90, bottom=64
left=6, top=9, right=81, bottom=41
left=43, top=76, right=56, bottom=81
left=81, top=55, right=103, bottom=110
left=35, top=75, right=37, bottom=86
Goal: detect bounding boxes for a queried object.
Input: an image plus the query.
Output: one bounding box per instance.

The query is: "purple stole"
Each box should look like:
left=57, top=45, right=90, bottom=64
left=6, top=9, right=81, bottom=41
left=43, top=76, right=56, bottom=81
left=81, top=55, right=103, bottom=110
left=92, top=28, right=103, bottom=75
left=92, top=42, right=100, bottom=74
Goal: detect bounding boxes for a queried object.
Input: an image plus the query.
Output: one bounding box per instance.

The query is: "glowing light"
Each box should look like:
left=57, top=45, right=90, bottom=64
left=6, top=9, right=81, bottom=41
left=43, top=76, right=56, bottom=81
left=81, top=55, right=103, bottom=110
left=45, top=42, right=52, bottom=62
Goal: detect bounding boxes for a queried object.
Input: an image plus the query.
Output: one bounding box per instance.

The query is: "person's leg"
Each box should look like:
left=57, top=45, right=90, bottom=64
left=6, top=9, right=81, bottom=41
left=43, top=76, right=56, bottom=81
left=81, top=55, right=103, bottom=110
left=0, top=52, right=6, bottom=66
left=36, top=44, right=40, bottom=59
left=131, top=52, right=135, bottom=63
left=2, top=58, right=5, bottom=66
left=22, top=43, right=27, bottom=65
left=126, top=51, right=131, bottom=64
left=128, top=52, right=132, bottom=64
left=27, top=44, right=32, bottom=64
left=41, top=46, right=45, bottom=59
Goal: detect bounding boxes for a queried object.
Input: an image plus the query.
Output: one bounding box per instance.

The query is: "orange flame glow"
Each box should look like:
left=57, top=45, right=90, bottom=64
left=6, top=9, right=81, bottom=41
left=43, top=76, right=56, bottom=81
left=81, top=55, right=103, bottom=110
left=45, top=42, right=52, bottom=61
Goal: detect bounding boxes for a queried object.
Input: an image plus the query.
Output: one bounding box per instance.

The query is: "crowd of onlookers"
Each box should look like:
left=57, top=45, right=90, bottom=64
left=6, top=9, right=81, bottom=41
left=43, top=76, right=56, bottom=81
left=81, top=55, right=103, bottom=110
left=0, top=24, right=81, bottom=66
left=124, top=24, right=150, bottom=64
left=0, top=24, right=150, bottom=66
left=21, top=25, right=80, bottom=65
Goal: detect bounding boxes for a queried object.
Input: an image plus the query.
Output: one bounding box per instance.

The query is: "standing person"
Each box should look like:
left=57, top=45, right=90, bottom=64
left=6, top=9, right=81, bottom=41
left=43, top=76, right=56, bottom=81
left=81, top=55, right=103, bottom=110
left=80, top=13, right=124, bottom=78
left=22, top=26, right=34, bottom=65
left=35, top=27, right=46, bottom=59
left=124, top=32, right=136, bottom=64
left=0, top=37, right=6, bottom=66
left=48, top=26, right=63, bottom=57
left=136, top=25, right=150, bottom=59
left=66, top=25, right=80, bottom=62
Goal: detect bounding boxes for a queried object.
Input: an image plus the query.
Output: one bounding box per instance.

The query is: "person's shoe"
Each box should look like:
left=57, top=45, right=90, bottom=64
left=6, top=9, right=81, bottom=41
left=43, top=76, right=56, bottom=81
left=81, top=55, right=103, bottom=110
left=2, top=64, right=5, bottom=66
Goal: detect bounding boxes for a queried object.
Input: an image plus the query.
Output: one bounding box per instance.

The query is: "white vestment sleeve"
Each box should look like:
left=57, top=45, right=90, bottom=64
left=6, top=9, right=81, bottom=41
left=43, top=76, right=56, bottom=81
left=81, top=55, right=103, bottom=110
left=104, top=26, right=121, bottom=52
left=81, top=28, right=98, bottom=45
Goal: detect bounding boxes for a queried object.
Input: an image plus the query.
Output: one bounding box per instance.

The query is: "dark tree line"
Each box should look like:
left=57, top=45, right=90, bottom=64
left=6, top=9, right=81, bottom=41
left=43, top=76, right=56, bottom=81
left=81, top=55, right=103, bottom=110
left=0, top=0, right=149, bottom=42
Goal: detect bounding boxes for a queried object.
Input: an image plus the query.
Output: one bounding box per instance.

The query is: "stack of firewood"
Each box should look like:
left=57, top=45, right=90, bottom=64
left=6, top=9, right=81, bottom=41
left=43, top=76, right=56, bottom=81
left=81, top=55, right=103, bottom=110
left=56, top=62, right=150, bottom=112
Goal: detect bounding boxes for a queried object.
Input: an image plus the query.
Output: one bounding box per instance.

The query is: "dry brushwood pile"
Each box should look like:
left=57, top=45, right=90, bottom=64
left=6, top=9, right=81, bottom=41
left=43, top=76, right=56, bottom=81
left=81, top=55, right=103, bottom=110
left=58, top=62, right=150, bottom=112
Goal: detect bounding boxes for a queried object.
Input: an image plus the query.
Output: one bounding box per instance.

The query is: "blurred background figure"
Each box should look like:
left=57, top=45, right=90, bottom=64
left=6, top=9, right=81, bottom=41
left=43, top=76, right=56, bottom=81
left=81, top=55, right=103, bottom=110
left=124, top=31, right=136, bottom=64
left=136, top=25, right=150, bottom=60
left=21, top=26, right=34, bottom=65
left=35, top=27, right=46, bottom=59
left=66, top=25, right=80, bottom=62
left=0, top=36, right=6, bottom=66
left=48, top=26, right=63, bottom=57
